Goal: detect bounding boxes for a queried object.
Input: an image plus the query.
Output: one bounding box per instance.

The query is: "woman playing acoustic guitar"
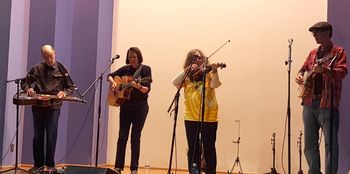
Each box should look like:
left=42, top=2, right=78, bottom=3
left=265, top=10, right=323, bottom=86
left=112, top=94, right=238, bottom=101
left=107, top=47, right=152, bottom=174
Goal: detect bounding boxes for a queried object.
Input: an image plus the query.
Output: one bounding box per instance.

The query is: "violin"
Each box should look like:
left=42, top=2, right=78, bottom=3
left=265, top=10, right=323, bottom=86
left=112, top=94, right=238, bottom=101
left=190, top=62, right=226, bottom=81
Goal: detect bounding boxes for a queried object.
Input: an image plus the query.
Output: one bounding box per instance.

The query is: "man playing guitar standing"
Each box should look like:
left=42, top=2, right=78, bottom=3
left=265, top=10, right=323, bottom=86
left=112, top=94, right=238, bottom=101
left=295, top=22, right=347, bottom=174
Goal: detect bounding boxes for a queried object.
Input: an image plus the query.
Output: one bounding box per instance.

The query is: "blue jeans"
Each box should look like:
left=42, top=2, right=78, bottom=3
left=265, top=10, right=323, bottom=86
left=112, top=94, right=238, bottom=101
left=32, top=107, right=60, bottom=167
left=303, top=100, right=339, bottom=174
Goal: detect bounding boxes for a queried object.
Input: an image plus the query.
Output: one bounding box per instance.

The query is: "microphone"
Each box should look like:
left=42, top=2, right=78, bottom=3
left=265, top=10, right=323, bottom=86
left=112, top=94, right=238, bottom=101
left=110, top=54, right=120, bottom=62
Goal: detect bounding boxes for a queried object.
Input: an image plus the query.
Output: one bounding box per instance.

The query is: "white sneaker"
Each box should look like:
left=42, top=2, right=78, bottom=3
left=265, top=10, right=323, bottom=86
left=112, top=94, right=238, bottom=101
left=114, top=168, right=122, bottom=174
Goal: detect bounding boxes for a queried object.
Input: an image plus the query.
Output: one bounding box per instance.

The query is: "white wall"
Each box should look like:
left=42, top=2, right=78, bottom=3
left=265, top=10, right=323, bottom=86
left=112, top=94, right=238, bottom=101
left=107, top=0, right=327, bottom=173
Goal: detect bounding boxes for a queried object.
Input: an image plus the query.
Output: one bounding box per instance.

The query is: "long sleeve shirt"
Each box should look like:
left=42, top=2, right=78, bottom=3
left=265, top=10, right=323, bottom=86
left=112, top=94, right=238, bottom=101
left=173, top=70, right=221, bottom=122
left=297, top=44, right=347, bottom=109
left=21, top=61, right=75, bottom=109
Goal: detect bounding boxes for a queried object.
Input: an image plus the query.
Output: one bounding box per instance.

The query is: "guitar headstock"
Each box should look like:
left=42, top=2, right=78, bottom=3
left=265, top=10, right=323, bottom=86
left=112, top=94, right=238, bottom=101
left=316, top=54, right=336, bottom=65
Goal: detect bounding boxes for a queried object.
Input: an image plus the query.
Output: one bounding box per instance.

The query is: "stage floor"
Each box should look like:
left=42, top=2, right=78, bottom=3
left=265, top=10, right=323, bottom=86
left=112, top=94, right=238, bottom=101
left=0, top=165, right=193, bottom=174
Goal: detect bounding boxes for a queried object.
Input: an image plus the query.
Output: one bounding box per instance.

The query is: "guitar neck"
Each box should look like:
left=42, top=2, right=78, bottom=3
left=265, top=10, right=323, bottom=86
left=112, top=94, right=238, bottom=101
left=13, top=93, right=86, bottom=106
left=119, top=77, right=151, bottom=90
left=45, top=95, right=86, bottom=103
left=54, top=96, right=83, bottom=102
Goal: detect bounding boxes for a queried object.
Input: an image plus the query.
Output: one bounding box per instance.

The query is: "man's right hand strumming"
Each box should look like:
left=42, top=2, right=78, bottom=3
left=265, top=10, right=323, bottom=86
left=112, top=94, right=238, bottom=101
left=295, top=74, right=304, bottom=85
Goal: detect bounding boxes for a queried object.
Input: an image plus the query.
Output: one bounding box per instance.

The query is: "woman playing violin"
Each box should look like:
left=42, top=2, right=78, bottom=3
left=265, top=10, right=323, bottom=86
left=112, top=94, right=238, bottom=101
left=172, top=49, right=222, bottom=174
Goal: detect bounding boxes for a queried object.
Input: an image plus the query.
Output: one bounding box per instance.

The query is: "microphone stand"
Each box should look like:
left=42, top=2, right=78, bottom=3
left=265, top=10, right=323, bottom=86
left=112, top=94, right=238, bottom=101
left=81, top=58, right=117, bottom=167
left=328, top=53, right=337, bottom=174
left=284, top=39, right=293, bottom=174
left=166, top=58, right=196, bottom=174
left=1, top=78, right=29, bottom=173
left=196, top=40, right=230, bottom=172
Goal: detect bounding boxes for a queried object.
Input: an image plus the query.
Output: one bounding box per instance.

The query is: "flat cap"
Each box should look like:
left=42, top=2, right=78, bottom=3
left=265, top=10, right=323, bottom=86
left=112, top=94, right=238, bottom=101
left=309, top=21, right=332, bottom=32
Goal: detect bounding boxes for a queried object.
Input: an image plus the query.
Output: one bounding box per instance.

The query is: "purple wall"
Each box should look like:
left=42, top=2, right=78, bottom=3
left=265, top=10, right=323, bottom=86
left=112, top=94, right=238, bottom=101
left=21, top=0, right=57, bottom=164
left=53, top=0, right=74, bottom=165
left=0, top=0, right=11, bottom=164
left=19, top=0, right=114, bottom=165
left=328, top=0, right=350, bottom=173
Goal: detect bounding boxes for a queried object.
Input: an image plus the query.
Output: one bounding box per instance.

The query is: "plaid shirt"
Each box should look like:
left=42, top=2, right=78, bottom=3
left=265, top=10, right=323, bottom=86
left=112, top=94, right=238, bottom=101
left=298, top=44, right=348, bottom=109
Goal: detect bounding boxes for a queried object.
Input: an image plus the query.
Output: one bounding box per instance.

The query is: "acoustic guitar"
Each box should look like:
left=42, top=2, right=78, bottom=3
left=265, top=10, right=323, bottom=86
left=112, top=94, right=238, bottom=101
left=298, top=55, right=334, bottom=99
left=13, top=93, right=86, bottom=107
left=108, top=76, right=152, bottom=107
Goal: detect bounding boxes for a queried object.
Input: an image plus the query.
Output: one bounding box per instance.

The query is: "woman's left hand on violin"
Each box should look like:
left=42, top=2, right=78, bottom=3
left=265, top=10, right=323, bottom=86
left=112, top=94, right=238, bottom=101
left=209, top=63, right=219, bottom=71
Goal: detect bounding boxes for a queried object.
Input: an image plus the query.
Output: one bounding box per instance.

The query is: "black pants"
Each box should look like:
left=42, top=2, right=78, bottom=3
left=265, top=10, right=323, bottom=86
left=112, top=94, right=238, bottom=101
left=115, top=101, right=148, bottom=171
left=32, top=107, right=60, bottom=167
left=185, top=120, right=217, bottom=174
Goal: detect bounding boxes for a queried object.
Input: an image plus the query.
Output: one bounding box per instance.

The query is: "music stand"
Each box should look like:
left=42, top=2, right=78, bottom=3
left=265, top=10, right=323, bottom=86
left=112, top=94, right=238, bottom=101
left=1, top=78, right=29, bottom=173
left=227, top=120, right=243, bottom=174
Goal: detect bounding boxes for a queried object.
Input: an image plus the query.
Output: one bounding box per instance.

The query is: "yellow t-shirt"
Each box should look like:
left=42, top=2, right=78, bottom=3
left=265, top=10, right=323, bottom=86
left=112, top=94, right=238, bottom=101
left=183, top=74, right=218, bottom=122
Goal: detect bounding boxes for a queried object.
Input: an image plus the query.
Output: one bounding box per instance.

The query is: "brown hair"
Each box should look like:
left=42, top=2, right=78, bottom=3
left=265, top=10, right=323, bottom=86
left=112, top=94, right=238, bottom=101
left=125, top=47, right=143, bottom=64
left=183, top=49, right=207, bottom=69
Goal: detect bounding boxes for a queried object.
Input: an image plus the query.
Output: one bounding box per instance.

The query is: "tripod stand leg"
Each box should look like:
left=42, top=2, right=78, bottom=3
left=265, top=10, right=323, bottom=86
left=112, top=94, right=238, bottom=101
left=227, top=158, right=238, bottom=174
left=237, top=159, right=244, bottom=174
left=0, top=166, right=29, bottom=174
left=271, top=168, right=278, bottom=174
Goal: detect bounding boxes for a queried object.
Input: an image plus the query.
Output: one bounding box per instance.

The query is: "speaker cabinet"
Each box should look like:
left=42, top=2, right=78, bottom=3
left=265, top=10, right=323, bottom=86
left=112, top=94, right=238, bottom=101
left=64, top=166, right=117, bottom=174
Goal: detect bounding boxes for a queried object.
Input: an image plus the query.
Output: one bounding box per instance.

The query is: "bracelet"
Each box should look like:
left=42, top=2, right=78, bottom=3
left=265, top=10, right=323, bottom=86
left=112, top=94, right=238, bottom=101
left=138, top=86, right=142, bottom=90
